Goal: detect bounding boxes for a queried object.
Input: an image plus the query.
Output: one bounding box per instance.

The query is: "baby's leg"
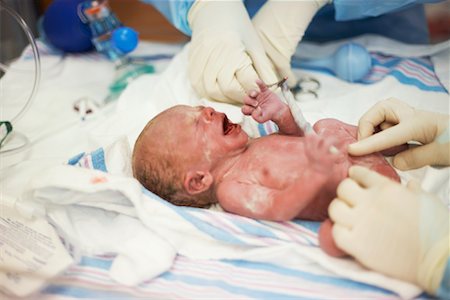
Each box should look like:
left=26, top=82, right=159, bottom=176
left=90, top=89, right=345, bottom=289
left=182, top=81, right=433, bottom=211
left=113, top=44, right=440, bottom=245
left=318, top=219, right=347, bottom=257
left=314, top=118, right=400, bottom=182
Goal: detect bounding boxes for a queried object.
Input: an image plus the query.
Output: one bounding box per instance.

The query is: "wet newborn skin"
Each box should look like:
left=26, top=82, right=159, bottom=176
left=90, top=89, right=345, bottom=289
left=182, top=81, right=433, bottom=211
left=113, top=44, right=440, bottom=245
left=312, top=119, right=400, bottom=256
left=217, top=117, right=399, bottom=257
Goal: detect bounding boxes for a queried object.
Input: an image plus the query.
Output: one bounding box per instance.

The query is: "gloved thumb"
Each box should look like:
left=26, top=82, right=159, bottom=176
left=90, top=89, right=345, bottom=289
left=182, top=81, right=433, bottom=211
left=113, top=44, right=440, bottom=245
left=247, top=49, right=279, bottom=88
left=406, top=179, right=422, bottom=193
left=393, top=142, right=446, bottom=170
left=278, top=64, right=298, bottom=88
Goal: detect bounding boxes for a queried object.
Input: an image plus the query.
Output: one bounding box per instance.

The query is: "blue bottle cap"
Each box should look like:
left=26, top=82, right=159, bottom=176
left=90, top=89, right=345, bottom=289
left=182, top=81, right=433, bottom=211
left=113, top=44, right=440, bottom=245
left=112, top=27, right=139, bottom=54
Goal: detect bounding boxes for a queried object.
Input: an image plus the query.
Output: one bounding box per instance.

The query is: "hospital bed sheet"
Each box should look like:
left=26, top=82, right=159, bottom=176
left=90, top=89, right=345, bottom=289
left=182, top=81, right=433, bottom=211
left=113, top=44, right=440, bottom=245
left=1, top=37, right=449, bottom=299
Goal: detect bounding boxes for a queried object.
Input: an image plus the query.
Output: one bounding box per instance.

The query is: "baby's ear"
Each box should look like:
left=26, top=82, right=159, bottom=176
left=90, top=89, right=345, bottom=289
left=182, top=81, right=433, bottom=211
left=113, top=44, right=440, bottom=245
left=184, top=170, right=213, bottom=195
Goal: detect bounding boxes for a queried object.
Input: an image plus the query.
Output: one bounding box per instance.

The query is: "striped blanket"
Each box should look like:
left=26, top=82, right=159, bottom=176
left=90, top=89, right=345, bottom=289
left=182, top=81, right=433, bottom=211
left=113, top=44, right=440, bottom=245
left=25, top=142, right=427, bottom=300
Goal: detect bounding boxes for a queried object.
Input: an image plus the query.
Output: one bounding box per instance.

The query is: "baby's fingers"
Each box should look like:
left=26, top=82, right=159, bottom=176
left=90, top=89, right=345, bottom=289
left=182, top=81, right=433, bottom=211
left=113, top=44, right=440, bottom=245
left=255, top=79, right=268, bottom=93
left=241, top=105, right=255, bottom=116
left=243, top=94, right=259, bottom=107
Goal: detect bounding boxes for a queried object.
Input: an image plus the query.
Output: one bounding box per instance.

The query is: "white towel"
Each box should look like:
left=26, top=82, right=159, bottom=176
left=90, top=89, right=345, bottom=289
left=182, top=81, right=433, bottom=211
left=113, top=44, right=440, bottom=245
left=21, top=164, right=423, bottom=299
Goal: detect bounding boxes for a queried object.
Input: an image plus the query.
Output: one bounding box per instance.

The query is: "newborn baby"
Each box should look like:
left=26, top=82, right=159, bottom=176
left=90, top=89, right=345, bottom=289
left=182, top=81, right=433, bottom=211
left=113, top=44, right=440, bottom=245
left=132, top=81, right=399, bottom=256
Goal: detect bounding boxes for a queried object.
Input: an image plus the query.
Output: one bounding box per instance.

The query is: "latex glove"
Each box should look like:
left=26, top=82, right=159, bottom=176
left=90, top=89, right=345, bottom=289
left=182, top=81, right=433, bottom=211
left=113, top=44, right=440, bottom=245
left=188, top=0, right=278, bottom=104
left=348, top=98, right=450, bottom=170
left=252, top=0, right=329, bottom=87
left=329, top=166, right=449, bottom=295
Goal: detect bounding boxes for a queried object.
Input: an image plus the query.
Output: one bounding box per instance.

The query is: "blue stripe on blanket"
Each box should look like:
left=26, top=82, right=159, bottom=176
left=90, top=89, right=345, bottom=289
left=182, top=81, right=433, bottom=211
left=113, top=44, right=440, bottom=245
left=225, top=259, right=394, bottom=294
left=79, top=256, right=113, bottom=270
left=67, top=148, right=108, bottom=172
left=43, top=285, right=134, bottom=299
left=292, top=52, right=447, bottom=93
left=162, top=273, right=312, bottom=300
left=142, top=189, right=246, bottom=245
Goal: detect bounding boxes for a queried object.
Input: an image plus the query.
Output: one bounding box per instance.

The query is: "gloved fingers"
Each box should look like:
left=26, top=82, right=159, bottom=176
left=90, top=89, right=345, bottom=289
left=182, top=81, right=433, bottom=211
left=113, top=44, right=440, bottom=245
left=406, top=179, right=423, bottom=193
left=213, top=49, right=252, bottom=103
left=328, top=199, right=355, bottom=228
left=331, top=223, right=354, bottom=255
left=380, top=121, right=394, bottom=131
left=356, top=98, right=411, bottom=141
left=278, top=64, right=298, bottom=88
left=348, top=165, right=390, bottom=188
left=234, top=62, right=260, bottom=95
left=348, top=122, right=412, bottom=156
left=246, top=48, right=279, bottom=88
left=393, top=141, right=450, bottom=170
left=216, top=72, right=248, bottom=103
left=336, top=178, right=364, bottom=207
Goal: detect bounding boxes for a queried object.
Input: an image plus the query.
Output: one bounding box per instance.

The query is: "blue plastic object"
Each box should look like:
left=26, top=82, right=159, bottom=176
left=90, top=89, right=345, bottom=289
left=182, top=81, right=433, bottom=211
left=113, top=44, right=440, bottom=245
left=112, top=27, right=138, bottom=54
left=297, top=43, right=372, bottom=82
left=78, top=0, right=139, bottom=61
left=43, top=0, right=93, bottom=53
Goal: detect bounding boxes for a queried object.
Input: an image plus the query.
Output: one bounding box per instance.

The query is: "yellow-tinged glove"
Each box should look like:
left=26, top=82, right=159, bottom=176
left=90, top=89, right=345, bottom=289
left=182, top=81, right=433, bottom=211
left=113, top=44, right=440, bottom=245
left=348, top=98, right=450, bottom=170
left=329, top=166, right=449, bottom=295
left=252, top=0, right=329, bottom=87
left=187, top=0, right=278, bottom=104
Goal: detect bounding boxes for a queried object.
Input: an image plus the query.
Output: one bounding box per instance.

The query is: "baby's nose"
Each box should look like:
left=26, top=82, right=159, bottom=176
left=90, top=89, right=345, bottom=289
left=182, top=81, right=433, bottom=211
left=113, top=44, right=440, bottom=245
left=202, top=107, right=215, bottom=121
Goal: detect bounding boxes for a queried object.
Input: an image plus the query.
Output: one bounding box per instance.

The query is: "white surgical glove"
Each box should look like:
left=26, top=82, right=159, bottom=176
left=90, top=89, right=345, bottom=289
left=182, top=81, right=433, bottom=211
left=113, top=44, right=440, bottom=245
left=348, top=98, right=450, bottom=170
left=329, top=166, right=449, bottom=295
left=188, top=0, right=278, bottom=104
left=252, top=0, right=329, bottom=87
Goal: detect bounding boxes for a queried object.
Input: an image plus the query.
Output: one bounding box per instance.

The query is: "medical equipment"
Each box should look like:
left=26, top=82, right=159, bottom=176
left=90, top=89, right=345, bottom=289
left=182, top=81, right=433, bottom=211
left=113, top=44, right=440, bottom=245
left=293, top=43, right=372, bottom=82
left=0, top=2, right=41, bottom=155
left=78, top=0, right=138, bottom=63
left=43, top=0, right=93, bottom=53
left=276, top=78, right=315, bottom=135
left=78, top=0, right=154, bottom=103
left=275, top=77, right=338, bottom=153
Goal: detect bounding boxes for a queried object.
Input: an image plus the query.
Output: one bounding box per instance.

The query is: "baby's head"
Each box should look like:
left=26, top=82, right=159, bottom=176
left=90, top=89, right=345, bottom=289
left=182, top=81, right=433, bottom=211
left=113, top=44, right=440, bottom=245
left=132, top=105, right=248, bottom=207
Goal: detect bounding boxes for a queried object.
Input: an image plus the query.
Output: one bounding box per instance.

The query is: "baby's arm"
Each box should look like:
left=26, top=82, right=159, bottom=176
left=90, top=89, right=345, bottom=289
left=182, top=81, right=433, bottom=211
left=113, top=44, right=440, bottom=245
left=242, top=80, right=304, bottom=136
left=217, top=175, right=329, bottom=221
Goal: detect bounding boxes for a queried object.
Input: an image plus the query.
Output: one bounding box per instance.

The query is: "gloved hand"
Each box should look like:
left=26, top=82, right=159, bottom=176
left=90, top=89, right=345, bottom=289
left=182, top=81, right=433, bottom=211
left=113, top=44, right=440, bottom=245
left=187, top=1, right=278, bottom=104
left=329, top=166, right=449, bottom=295
left=252, top=0, right=329, bottom=87
left=348, top=98, right=450, bottom=170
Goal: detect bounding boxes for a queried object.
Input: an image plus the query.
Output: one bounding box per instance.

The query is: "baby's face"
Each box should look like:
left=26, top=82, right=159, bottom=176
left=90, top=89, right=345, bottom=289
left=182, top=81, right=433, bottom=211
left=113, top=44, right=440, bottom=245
left=168, top=105, right=249, bottom=165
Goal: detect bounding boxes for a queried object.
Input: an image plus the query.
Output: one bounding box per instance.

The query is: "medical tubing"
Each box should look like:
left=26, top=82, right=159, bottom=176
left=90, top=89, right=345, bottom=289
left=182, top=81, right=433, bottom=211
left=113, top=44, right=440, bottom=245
left=1, top=2, right=41, bottom=125
left=280, top=82, right=314, bottom=134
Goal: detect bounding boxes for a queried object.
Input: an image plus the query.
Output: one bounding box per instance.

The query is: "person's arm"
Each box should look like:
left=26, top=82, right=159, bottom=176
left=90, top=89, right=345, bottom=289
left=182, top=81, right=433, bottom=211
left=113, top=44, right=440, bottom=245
left=252, top=0, right=330, bottom=87
left=329, top=166, right=449, bottom=295
left=242, top=80, right=303, bottom=136
left=348, top=98, right=450, bottom=170
left=140, top=0, right=195, bottom=35
left=333, top=0, right=443, bottom=21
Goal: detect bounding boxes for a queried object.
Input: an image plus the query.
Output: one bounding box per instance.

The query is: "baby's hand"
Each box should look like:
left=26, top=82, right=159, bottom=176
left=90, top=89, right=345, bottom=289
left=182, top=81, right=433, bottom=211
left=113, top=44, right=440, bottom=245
left=241, top=79, right=287, bottom=124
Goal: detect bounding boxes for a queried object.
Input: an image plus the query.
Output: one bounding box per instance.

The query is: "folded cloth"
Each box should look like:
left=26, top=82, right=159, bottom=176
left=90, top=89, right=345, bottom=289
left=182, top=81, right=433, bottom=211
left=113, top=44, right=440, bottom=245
left=21, top=164, right=423, bottom=299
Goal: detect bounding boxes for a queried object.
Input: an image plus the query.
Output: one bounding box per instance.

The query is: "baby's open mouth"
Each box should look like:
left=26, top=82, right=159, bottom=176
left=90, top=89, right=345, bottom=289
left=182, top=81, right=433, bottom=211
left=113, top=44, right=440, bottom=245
left=222, top=115, right=236, bottom=135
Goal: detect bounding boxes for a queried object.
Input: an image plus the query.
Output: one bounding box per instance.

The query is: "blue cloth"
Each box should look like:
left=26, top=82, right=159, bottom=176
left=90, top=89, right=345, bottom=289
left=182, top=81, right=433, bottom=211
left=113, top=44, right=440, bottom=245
left=141, top=0, right=441, bottom=44
left=437, top=258, right=450, bottom=299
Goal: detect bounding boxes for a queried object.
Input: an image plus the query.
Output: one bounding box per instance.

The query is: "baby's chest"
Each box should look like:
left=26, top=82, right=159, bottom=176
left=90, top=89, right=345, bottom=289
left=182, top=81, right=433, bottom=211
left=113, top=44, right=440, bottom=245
left=240, top=146, right=307, bottom=187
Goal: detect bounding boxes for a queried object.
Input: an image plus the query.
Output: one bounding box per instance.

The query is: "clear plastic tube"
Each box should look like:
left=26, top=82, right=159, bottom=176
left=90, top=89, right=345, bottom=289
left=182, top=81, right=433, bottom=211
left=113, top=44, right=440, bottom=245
left=0, top=2, right=41, bottom=154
